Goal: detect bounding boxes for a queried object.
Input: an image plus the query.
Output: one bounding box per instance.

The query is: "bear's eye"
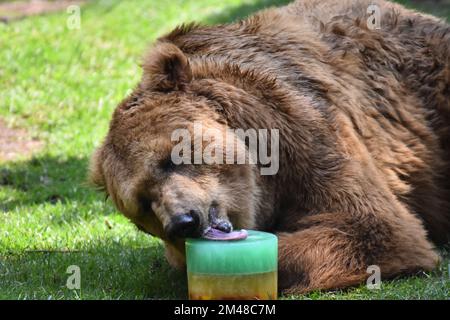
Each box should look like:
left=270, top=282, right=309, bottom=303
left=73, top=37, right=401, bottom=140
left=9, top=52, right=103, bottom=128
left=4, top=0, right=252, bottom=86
left=124, top=95, right=140, bottom=110
left=160, top=157, right=176, bottom=172
left=137, top=194, right=153, bottom=213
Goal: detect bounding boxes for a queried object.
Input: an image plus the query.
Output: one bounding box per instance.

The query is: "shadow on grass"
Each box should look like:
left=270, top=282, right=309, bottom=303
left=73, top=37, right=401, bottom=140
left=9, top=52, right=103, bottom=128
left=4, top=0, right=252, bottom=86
left=0, top=155, right=96, bottom=211
left=394, top=0, right=450, bottom=19
left=0, top=243, right=187, bottom=299
left=204, top=0, right=291, bottom=24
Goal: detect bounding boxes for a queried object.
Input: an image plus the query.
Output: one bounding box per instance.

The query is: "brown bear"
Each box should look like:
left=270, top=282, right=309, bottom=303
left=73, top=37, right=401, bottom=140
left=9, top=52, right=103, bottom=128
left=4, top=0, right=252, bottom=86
left=89, top=0, right=450, bottom=294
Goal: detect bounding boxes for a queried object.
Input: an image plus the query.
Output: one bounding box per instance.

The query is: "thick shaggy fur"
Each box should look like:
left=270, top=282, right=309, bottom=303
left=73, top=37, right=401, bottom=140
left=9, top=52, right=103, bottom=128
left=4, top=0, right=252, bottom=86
left=90, top=0, right=450, bottom=293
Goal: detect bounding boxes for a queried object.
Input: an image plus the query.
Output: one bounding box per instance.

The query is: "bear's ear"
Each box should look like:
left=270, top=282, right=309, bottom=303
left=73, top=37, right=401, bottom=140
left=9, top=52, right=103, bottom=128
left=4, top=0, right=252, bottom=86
left=142, top=42, right=192, bottom=92
left=88, top=147, right=106, bottom=191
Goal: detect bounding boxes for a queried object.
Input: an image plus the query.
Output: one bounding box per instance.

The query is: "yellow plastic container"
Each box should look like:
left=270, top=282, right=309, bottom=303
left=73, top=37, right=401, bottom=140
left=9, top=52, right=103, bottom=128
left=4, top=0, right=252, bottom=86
left=186, top=230, right=278, bottom=300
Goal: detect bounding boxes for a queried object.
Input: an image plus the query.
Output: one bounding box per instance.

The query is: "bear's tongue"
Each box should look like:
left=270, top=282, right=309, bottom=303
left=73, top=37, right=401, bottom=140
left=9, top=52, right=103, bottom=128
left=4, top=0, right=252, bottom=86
left=203, top=227, right=248, bottom=241
left=205, top=206, right=247, bottom=240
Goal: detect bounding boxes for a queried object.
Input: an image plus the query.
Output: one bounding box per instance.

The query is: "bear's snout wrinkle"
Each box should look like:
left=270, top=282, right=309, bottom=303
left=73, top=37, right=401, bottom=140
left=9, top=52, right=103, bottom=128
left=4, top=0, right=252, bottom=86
left=166, top=210, right=202, bottom=239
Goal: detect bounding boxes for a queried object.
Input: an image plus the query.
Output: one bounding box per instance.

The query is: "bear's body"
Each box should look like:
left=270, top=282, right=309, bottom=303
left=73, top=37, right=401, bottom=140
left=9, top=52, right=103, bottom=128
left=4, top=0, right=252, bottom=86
left=90, top=0, right=450, bottom=293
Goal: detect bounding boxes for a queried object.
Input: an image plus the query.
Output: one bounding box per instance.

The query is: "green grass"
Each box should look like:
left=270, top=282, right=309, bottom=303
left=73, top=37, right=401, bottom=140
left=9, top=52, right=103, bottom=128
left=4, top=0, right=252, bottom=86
left=0, top=0, right=449, bottom=300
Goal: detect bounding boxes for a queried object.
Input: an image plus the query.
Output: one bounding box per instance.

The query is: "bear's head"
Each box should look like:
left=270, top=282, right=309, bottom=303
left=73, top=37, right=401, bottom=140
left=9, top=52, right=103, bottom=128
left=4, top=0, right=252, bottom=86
left=89, top=42, right=262, bottom=266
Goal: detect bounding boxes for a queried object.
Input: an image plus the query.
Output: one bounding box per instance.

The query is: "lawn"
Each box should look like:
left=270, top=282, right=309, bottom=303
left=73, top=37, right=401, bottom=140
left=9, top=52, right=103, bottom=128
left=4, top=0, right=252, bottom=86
left=0, top=0, right=449, bottom=299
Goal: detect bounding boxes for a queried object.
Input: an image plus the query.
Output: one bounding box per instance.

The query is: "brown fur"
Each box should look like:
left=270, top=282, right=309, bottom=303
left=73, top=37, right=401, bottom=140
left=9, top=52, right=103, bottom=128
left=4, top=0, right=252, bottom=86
left=90, top=0, right=450, bottom=293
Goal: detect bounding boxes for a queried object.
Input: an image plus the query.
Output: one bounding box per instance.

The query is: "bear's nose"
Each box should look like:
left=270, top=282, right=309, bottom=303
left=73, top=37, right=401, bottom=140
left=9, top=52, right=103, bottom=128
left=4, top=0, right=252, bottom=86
left=166, top=210, right=201, bottom=239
